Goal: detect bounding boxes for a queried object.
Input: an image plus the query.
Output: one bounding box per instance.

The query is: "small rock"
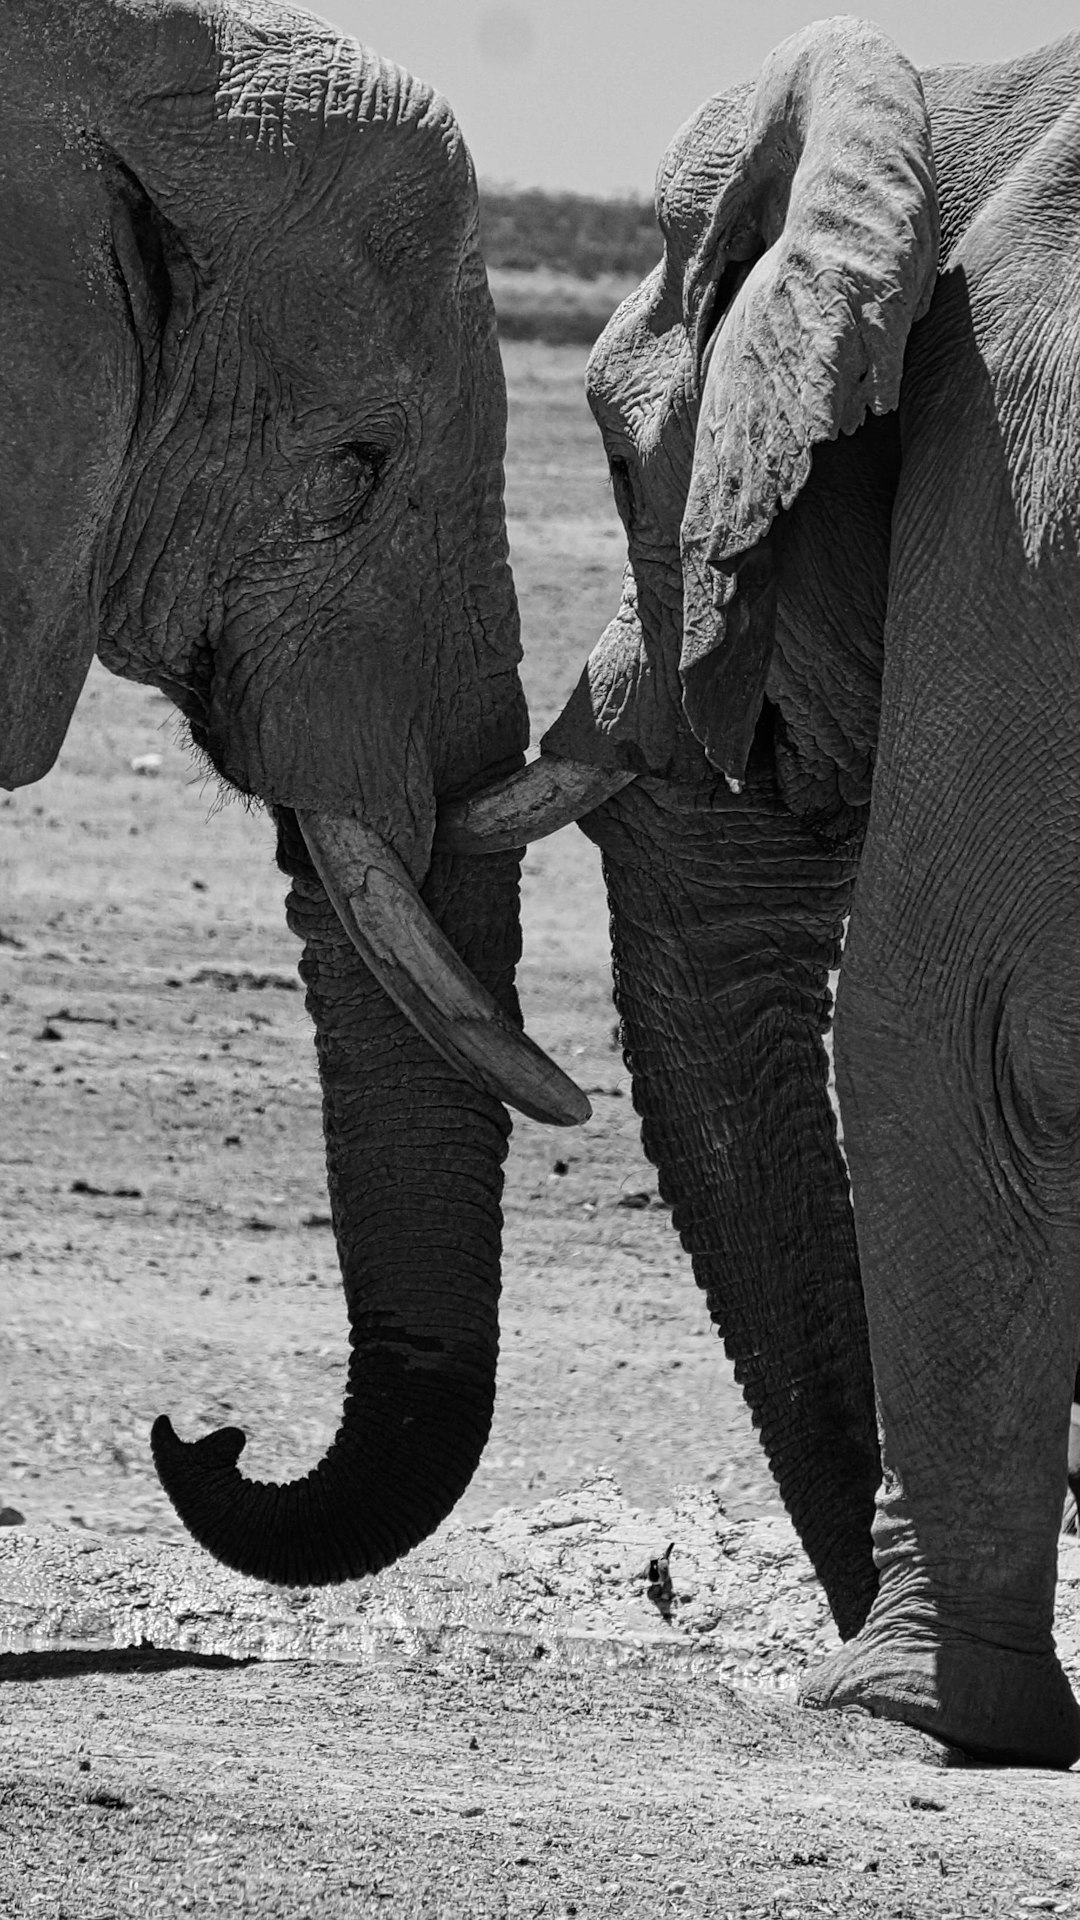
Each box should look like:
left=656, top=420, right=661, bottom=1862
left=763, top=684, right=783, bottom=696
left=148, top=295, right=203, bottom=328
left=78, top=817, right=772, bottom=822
left=645, top=1543, right=675, bottom=1614
left=909, top=1793, right=947, bottom=1812
left=0, top=1506, right=25, bottom=1527
left=130, top=753, right=162, bottom=775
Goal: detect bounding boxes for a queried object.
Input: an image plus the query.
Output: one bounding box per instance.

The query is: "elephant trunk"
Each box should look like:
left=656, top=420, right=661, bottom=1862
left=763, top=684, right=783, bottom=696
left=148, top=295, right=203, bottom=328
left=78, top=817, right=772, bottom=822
left=152, top=816, right=522, bottom=1585
left=583, top=762, right=881, bottom=1640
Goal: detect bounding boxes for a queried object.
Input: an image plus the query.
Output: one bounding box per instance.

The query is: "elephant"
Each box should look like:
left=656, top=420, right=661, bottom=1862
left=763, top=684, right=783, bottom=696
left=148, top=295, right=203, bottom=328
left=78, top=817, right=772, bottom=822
left=1, top=0, right=591, bottom=1589
left=441, top=18, right=1080, bottom=1766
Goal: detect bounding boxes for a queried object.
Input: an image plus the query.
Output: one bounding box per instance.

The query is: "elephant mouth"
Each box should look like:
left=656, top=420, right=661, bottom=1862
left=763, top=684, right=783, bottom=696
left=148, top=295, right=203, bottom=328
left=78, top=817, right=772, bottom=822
left=298, top=810, right=590, bottom=1128
left=180, top=695, right=589, bottom=1125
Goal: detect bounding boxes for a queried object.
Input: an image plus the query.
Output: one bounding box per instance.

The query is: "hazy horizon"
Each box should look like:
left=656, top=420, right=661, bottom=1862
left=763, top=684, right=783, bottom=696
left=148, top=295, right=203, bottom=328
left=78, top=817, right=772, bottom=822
left=317, top=1, right=1078, bottom=196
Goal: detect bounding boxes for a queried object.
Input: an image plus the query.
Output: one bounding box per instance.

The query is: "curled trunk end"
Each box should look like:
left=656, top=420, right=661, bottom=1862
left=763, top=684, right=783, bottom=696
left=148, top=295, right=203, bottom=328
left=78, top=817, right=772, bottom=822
left=153, top=812, right=521, bottom=1585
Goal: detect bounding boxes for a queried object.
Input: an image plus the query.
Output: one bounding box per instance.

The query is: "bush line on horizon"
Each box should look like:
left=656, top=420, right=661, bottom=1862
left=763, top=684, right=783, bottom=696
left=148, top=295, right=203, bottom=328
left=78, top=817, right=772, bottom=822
left=479, top=188, right=661, bottom=344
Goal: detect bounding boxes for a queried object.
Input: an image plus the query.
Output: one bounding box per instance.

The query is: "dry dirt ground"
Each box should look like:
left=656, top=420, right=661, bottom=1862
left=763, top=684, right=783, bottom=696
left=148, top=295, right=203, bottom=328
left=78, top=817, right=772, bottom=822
left=2, top=342, right=1080, bottom=1915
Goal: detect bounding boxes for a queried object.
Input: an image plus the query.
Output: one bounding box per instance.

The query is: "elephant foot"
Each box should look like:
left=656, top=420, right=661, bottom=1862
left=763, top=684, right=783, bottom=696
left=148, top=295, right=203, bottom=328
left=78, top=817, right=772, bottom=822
left=800, top=1618, right=1080, bottom=1769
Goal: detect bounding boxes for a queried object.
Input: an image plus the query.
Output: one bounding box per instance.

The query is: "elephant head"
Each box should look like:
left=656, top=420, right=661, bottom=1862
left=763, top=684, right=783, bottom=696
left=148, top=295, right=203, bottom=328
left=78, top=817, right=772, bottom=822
left=1, top=0, right=589, bottom=1585
left=442, top=16, right=939, bottom=1640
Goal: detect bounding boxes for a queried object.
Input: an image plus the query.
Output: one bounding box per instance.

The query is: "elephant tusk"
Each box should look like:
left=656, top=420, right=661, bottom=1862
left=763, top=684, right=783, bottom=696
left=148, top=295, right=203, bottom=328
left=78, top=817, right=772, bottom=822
left=436, top=755, right=637, bottom=855
left=297, top=810, right=592, bottom=1128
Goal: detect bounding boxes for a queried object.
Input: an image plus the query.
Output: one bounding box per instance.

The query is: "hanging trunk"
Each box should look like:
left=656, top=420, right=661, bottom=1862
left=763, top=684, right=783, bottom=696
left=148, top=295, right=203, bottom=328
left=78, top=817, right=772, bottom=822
left=582, top=742, right=880, bottom=1639
left=152, top=812, right=522, bottom=1585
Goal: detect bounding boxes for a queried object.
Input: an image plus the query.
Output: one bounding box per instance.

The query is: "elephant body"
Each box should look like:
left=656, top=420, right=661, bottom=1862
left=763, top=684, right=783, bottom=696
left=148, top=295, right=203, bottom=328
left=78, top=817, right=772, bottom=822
left=501, top=23, right=1080, bottom=1766
left=825, top=43, right=1080, bottom=1762
left=1, top=0, right=587, bottom=1586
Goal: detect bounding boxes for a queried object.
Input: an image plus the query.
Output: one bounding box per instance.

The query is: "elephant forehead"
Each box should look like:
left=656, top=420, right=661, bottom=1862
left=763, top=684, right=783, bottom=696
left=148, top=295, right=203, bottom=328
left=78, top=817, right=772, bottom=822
left=655, top=79, right=754, bottom=276
left=92, top=10, right=475, bottom=272
left=586, top=77, right=757, bottom=461
left=214, top=17, right=425, bottom=154
left=265, top=265, right=476, bottom=435
left=215, top=30, right=475, bottom=251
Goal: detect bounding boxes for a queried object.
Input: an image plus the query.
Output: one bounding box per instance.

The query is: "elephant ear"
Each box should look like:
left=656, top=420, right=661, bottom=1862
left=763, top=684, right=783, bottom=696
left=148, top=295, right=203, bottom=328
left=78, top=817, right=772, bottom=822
left=678, top=15, right=939, bottom=786
left=0, top=0, right=219, bottom=786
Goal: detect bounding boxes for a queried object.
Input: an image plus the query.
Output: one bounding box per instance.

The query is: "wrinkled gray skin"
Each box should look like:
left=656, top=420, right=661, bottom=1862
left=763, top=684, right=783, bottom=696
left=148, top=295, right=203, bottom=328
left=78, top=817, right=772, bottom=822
left=540, top=19, right=1080, bottom=1765
left=0, top=0, right=534, bottom=1584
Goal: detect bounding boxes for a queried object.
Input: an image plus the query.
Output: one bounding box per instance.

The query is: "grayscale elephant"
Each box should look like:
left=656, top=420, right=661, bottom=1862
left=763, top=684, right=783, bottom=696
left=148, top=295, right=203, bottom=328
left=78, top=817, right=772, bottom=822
left=0, top=0, right=589, bottom=1588
left=444, top=19, right=1080, bottom=1765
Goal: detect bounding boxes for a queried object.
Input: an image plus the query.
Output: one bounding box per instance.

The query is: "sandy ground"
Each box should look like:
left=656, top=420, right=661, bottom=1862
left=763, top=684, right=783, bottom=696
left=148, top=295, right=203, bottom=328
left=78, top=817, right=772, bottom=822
left=2, top=343, right=1080, bottom=1915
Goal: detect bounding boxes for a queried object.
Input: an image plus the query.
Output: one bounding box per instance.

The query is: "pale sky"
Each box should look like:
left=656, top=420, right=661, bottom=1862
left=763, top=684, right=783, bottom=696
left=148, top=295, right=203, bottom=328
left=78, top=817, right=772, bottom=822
left=317, top=1, right=1079, bottom=195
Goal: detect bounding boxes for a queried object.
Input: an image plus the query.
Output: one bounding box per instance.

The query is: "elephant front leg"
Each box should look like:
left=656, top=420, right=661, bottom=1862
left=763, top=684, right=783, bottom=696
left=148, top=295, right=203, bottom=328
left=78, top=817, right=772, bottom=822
left=804, top=760, right=1080, bottom=1767
left=805, top=969, right=1080, bottom=1765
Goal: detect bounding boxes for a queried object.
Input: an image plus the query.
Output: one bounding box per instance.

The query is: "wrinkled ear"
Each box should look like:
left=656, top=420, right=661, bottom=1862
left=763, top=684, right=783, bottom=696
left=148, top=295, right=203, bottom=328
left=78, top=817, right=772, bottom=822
left=0, top=135, right=140, bottom=786
left=0, top=0, right=214, bottom=785
left=678, top=17, right=939, bottom=785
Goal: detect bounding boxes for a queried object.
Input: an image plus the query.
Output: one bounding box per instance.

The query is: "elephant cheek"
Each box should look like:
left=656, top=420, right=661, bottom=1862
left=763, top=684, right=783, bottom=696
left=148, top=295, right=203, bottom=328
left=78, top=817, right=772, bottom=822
left=202, top=649, right=437, bottom=876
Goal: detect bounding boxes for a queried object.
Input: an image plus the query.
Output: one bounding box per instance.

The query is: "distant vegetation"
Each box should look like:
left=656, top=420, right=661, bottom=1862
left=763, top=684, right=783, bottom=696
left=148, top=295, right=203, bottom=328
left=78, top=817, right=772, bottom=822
left=478, top=188, right=662, bottom=346
left=478, top=188, right=661, bottom=281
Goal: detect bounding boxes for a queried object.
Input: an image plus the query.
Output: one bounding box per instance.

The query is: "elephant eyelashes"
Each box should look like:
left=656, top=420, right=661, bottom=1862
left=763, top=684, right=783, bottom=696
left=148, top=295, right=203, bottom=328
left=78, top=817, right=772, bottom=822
left=300, top=443, right=387, bottom=538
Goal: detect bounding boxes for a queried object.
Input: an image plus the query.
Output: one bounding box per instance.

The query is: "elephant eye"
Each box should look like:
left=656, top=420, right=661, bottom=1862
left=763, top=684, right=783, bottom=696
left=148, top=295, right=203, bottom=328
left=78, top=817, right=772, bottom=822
left=608, top=456, right=635, bottom=534
left=693, top=250, right=761, bottom=369
left=302, top=442, right=387, bottom=534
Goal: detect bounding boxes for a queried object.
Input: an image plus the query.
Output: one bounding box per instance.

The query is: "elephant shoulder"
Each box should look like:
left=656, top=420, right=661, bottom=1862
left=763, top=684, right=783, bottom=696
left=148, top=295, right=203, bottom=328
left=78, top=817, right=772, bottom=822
left=934, top=85, right=1080, bottom=567
left=923, top=34, right=1080, bottom=260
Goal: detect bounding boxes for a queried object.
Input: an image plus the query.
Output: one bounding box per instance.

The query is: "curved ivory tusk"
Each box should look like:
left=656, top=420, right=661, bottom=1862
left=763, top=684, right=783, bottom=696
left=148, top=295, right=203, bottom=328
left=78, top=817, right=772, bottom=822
left=298, top=810, right=592, bottom=1128
left=436, top=756, right=637, bottom=855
